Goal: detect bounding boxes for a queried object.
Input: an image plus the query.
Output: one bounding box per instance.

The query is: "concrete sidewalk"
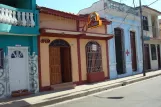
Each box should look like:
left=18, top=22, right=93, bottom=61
left=0, top=70, right=161, bottom=107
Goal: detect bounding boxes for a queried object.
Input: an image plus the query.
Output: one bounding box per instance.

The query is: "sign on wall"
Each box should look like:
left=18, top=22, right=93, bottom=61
left=87, top=12, right=102, bottom=29
left=92, top=44, right=97, bottom=51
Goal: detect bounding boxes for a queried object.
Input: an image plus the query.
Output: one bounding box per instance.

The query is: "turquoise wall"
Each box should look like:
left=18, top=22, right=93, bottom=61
left=0, top=35, right=38, bottom=55
left=16, top=0, right=36, bottom=10
left=17, top=0, right=31, bottom=10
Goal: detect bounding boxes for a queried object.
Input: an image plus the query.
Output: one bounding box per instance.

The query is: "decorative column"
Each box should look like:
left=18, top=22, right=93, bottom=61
left=29, top=52, right=39, bottom=93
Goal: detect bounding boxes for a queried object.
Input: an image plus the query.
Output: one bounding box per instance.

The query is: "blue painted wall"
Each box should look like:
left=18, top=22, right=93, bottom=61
left=106, top=14, right=143, bottom=79
left=0, top=35, right=38, bottom=54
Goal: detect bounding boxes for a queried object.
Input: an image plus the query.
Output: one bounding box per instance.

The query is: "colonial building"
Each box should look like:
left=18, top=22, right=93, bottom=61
left=141, top=6, right=161, bottom=71
left=0, top=0, right=39, bottom=98
left=78, top=0, right=143, bottom=79
left=38, top=7, right=113, bottom=91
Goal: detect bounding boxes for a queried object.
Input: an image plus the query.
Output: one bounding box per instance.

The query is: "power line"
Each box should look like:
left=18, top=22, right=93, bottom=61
left=86, top=0, right=160, bottom=34
left=93, top=0, right=160, bottom=14
left=147, top=0, right=160, bottom=6
left=108, top=0, right=160, bottom=34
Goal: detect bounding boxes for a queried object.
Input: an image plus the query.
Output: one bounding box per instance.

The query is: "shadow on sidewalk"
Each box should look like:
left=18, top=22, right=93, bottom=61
left=0, top=100, right=31, bottom=107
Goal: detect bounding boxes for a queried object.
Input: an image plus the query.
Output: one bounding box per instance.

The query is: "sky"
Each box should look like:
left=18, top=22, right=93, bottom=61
left=37, top=0, right=161, bottom=15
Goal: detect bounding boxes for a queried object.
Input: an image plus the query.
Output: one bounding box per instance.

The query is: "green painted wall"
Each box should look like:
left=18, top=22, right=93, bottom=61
left=16, top=0, right=31, bottom=9
left=2, top=0, right=36, bottom=10
left=0, top=35, right=38, bottom=54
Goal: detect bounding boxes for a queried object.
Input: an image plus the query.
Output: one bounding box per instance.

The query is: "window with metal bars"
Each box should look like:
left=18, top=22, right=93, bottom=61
left=86, top=41, right=103, bottom=73
left=0, top=49, right=4, bottom=69
left=151, top=44, right=157, bottom=60
left=143, top=16, right=149, bottom=31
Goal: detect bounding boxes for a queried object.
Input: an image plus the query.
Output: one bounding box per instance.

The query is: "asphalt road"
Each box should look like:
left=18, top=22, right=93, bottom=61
left=46, top=76, right=161, bottom=107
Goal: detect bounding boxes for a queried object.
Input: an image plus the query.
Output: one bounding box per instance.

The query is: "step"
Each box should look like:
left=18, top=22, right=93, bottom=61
left=51, top=82, right=76, bottom=91
left=51, top=82, right=73, bottom=87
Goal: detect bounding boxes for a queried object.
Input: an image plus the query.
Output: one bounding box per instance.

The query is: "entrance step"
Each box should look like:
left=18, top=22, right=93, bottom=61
left=11, top=89, right=31, bottom=97
left=51, top=82, right=76, bottom=91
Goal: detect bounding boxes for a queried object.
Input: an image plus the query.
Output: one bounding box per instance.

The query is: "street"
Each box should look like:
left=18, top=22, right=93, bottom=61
left=45, top=76, right=161, bottom=107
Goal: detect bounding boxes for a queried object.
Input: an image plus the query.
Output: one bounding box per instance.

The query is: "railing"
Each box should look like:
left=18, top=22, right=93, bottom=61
left=0, top=4, right=35, bottom=27
left=143, top=26, right=160, bottom=39
left=104, top=0, right=139, bottom=16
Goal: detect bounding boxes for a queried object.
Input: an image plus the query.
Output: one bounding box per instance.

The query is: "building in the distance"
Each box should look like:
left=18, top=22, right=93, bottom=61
left=141, top=6, right=161, bottom=71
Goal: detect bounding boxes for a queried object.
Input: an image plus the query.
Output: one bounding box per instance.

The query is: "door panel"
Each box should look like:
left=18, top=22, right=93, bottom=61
left=49, top=47, right=62, bottom=85
left=9, top=48, right=28, bottom=92
left=61, top=47, right=72, bottom=82
left=130, top=32, right=137, bottom=71
left=114, top=28, right=124, bottom=74
left=144, top=44, right=151, bottom=70
left=157, top=45, right=161, bottom=69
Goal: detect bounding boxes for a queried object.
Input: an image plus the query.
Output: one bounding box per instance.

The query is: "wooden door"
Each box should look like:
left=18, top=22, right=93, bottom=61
left=157, top=45, right=161, bottom=69
left=61, top=47, right=72, bottom=82
left=130, top=31, right=137, bottom=71
left=49, top=47, right=62, bottom=85
left=114, top=28, right=124, bottom=74
left=144, top=44, right=151, bottom=70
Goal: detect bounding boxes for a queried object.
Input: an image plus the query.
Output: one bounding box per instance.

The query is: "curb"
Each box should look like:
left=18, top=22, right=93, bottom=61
left=29, top=73, right=161, bottom=107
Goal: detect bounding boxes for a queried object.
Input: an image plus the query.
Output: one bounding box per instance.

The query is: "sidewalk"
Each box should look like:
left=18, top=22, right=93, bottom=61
left=0, top=70, right=161, bottom=107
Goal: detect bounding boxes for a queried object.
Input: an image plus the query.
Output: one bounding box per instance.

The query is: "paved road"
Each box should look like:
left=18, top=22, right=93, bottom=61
left=46, top=76, right=161, bottom=107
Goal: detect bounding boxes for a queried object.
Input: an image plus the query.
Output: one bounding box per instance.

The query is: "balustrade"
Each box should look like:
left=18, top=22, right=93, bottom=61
left=0, top=4, right=35, bottom=27
left=105, top=0, right=139, bottom=16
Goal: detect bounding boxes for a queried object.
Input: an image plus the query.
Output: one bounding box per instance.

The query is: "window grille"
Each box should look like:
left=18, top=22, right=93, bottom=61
left=86, top=41, right=103, bottom=73
left=49, top=39, right=70, bottom=47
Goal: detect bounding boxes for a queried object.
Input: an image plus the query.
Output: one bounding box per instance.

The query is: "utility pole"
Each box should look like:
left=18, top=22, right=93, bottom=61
left=139, top=0, right=146, bottom=76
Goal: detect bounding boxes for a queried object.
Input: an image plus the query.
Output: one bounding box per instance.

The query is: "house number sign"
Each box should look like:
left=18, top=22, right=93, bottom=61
left=41, top=38, right=50, bottom=43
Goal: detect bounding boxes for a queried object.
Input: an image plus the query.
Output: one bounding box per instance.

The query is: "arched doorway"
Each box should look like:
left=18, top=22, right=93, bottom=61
left=49, top=39, right=72, bottom=85
left=86, top=41, right=103, bottom=73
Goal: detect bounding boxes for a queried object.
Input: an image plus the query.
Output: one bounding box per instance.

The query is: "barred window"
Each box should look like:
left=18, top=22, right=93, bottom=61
left=0, top=49, right=4, bottom=69
left=86, top=41, right=103, bottom=73
left=143, top=16, right=149, bottom=31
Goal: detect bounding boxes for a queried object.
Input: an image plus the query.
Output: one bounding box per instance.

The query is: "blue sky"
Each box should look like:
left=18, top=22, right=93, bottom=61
left=37, top=0, right=161, bottom=14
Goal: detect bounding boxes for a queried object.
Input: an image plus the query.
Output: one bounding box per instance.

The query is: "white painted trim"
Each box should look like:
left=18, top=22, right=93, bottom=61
left=85, top=33, right=112, bottom=37
left=8, top=47, right=29, bottom=94
left=8, top=46, right=28, bottom=50
left=45, top=29, right=81, bottom=35
left=45, top=29, right=113, bottom=37
left=0, top=32, right=36, bottom=36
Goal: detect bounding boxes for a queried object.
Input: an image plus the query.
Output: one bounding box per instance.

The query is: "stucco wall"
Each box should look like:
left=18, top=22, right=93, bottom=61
left=106, top=14, right=143, bottom=79
left=40, top=36, right=79, bottom=87
left=144, top=40, right=160, bottom=70
left=40, top=13, right=77, bottom=31
left=0, top=35, right=37, bottom=54
left=78, top=0, right=143, bottom=79
left=80, top=39, right=108, bottom=81
left=79, top=21, right=106, bottom=34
